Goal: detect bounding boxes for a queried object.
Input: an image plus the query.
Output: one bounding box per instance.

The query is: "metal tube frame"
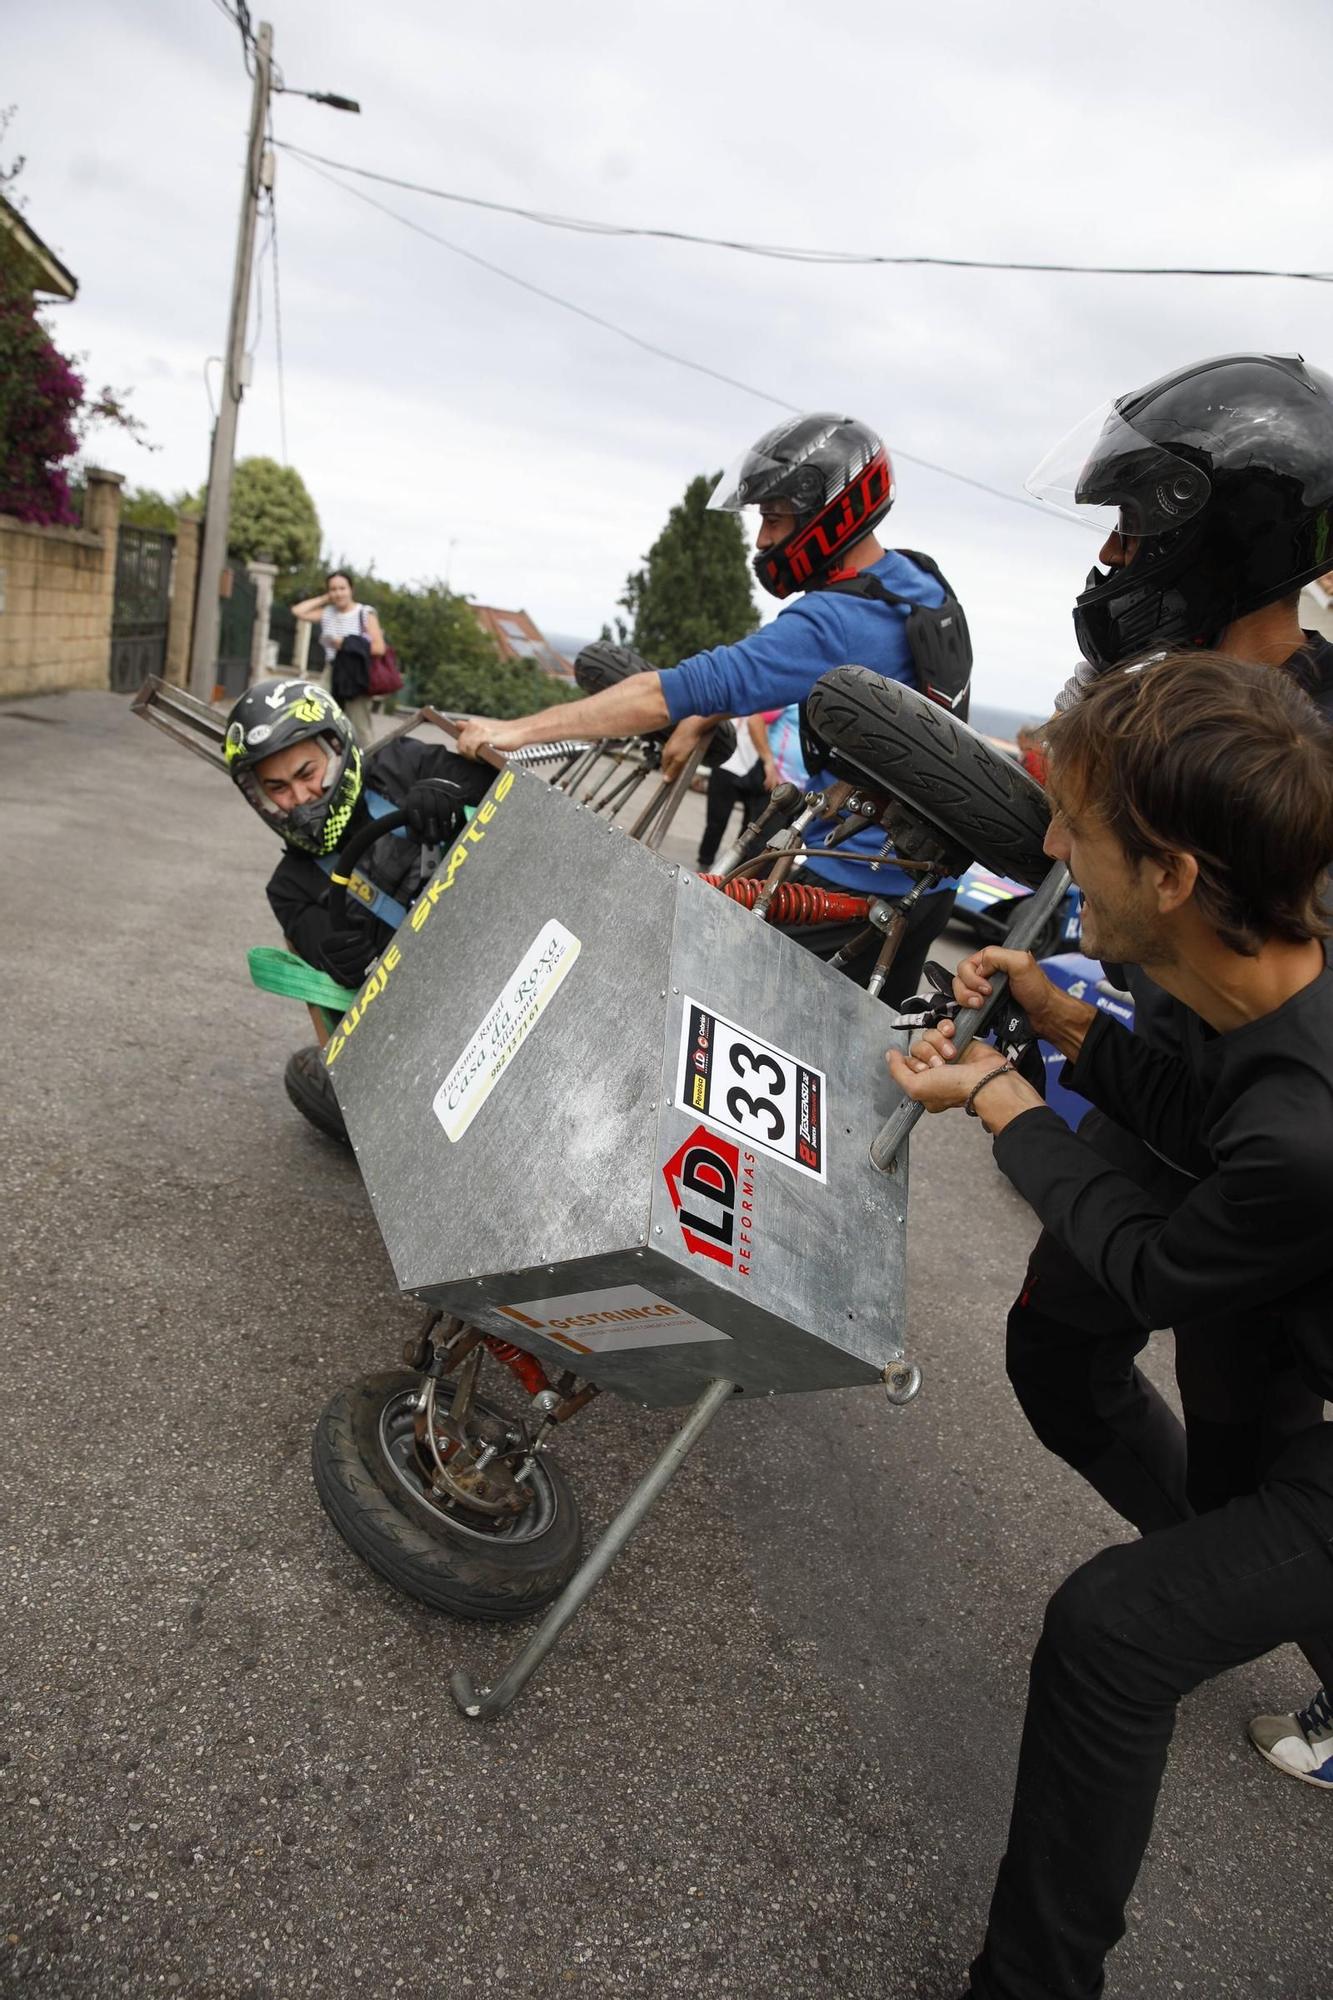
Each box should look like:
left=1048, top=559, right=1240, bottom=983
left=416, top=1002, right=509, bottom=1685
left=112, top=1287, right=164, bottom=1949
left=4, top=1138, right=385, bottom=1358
left=450, top=1374, right=737, bottom=1722
left=869, top=860, right=1072, bottom=1172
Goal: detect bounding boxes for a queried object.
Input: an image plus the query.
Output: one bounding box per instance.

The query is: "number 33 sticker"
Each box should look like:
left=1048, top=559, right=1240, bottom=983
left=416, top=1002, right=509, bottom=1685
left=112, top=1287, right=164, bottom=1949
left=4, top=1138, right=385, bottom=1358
left=676, top=1000, right=826, bottom=1181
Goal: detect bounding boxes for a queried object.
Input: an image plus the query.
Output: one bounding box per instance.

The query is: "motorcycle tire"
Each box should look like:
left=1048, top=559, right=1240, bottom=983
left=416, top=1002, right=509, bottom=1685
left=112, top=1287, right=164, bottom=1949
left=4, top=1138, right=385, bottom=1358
left=284, top=1045, right=351, bottom=1145
left=312, top=1370, right=583, bottom=1621
left=804, top=667, right=1051, bottom=888
left=573, top=640, right=653, bottom=697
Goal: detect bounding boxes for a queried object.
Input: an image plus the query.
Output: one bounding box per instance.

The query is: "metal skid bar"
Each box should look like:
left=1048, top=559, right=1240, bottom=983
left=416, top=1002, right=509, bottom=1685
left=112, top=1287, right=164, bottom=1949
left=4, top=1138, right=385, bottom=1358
left=869, top=860, right=1072, bottom=1173
left=450, top=1374, right=737, bottom=1722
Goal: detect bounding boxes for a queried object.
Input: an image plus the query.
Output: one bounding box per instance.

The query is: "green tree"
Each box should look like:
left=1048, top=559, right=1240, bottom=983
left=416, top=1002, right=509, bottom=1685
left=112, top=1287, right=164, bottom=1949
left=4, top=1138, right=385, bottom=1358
left=120, top=484, right=197, bottom=532
left=618, top=471, right=758, bottom=664
left=206, top=456, right=320, bottom=570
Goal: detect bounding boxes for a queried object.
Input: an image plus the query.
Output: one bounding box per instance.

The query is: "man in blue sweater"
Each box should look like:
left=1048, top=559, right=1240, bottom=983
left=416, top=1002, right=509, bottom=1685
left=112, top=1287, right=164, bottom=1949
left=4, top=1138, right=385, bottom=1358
left=456, top=413, right=968, bottom=1003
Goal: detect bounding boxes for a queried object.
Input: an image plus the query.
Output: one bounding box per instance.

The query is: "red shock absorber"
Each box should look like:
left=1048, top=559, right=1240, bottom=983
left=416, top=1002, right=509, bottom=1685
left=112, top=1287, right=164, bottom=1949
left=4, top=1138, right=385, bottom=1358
left=698, top=875, right=869, bottom=924
left=483, top=1337, right=552, bottom=1398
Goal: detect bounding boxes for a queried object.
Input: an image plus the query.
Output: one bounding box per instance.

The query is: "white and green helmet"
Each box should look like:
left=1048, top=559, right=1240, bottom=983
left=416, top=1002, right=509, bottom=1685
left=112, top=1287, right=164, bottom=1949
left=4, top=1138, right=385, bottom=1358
left=224, top=678, right=363, bottom=855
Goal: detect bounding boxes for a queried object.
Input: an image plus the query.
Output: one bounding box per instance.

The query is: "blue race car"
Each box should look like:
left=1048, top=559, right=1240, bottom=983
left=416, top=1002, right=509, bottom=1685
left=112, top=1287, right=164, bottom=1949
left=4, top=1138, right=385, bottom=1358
left=1033, top=952, right=1135, bottom=1128
left=954, top=862, right=1083, bottom=959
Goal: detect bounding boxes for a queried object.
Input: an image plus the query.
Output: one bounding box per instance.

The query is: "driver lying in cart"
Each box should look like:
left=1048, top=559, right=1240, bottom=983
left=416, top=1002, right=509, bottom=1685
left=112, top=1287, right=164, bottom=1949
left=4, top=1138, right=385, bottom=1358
left=887, top=652, right=1333, bottom=2000
left=454, top=412, right=971, bottom=1006
left=224, top=677, right=492, bottom=1138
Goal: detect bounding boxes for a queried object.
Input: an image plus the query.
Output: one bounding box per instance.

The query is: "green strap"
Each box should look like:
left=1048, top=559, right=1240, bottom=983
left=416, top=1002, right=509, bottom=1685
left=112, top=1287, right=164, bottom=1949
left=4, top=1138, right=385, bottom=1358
left=247, top=946, right=359, bottom=1013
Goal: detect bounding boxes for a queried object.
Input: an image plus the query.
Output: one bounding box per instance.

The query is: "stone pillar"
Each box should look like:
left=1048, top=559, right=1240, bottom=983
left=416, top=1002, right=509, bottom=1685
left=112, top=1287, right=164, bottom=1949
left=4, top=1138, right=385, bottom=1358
left=83, top=467, right=123, bottom=688
left=164, top=511, right=201, bottom=687
left=246, top=558, right=278, bottom=685
left=292, top=617, right=313, bottom=676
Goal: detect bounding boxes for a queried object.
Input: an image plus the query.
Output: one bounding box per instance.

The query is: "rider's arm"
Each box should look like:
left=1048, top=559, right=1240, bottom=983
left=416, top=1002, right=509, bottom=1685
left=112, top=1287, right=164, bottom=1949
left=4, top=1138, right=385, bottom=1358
left=457, top=673, right=670, bottom=757
left=661, top=594, right=912, bottom=725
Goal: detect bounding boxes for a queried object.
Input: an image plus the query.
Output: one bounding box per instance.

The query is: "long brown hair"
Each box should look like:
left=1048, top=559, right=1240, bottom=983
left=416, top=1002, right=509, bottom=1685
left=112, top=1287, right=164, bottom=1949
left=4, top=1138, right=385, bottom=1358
left=1043, top=653, right=1333, bottom=954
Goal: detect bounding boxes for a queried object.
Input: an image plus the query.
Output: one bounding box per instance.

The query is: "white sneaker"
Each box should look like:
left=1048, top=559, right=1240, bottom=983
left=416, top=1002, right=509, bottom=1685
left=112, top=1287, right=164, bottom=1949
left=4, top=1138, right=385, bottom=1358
left=1248, top=1685, right=1333, bottom=1789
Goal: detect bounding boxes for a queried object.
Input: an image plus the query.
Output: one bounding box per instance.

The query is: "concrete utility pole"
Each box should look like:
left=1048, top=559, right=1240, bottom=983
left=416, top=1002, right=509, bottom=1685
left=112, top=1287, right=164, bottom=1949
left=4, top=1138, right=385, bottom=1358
left=189, top=20, right=274, bottom=703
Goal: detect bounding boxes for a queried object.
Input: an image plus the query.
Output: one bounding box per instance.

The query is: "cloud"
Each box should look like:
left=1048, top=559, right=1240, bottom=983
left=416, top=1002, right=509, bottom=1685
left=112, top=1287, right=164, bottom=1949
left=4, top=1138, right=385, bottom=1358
left=7, top=0, right=1331, bottom=709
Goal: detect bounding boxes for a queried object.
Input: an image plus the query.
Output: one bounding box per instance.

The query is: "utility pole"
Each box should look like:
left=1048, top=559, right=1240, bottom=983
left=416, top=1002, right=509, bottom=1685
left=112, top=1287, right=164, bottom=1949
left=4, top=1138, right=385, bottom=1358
left=189, top=27, right=359, bottom=702
left=189, top=20, right=274, bottom=703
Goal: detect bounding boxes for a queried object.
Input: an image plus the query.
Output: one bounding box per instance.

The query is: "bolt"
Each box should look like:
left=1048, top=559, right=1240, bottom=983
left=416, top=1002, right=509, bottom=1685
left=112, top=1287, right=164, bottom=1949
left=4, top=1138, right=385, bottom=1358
left=882, top=1361, right=923, bottom=1407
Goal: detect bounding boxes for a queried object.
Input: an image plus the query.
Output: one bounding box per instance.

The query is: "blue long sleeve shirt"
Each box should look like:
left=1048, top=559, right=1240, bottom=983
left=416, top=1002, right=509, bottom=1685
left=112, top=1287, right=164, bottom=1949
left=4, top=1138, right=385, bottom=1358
left=662, top=551, right=948, bottom=895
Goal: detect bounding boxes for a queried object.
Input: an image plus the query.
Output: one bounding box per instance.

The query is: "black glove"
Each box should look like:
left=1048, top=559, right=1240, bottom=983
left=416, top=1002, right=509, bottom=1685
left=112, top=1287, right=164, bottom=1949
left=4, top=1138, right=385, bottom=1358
left=402, top=778, right=467, bottom=847
left=319, top=927, right=377, bottom=989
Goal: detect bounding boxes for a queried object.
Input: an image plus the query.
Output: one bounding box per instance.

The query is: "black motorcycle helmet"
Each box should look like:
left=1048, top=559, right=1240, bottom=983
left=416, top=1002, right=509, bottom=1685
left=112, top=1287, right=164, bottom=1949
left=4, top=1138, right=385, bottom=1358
left=224, top=678, right=363, bottom=854
left=1027, top=353, right=1333, bottom=669
left=708, top=412, right=895, bottom=600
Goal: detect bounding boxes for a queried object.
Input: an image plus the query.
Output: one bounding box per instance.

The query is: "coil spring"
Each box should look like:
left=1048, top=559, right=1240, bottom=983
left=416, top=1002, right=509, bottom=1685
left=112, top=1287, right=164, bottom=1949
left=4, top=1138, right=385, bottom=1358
left=483, top=1337, right=551, bottom=1398
left=699, top=875, right=869, bottom=925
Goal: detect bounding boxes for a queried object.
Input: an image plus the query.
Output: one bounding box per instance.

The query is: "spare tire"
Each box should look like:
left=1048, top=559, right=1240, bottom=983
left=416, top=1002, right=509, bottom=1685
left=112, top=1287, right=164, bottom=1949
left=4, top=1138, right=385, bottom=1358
left=805, top=667, right=1051, bottom=887
left=573, top=640, right=654, bottom=697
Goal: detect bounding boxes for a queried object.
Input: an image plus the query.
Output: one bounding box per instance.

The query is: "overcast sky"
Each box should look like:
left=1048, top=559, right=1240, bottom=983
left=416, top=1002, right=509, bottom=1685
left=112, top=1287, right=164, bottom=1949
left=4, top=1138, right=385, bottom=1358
left=10, top=0, right=1331, bottom=712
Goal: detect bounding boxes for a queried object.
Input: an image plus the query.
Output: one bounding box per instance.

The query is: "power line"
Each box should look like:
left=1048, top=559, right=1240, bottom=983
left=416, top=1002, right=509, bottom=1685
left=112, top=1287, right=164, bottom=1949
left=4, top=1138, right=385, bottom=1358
left=285, top=149, right=1075, bottom=526
left=209, top=0, right=256, bottom=77
left=276, top=142, right=1333, bottom=287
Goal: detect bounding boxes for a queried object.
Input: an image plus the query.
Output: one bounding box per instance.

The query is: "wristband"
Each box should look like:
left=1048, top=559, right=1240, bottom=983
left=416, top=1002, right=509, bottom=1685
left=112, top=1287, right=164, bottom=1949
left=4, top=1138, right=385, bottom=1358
left=964, top=1060, right=1015, bottom=1118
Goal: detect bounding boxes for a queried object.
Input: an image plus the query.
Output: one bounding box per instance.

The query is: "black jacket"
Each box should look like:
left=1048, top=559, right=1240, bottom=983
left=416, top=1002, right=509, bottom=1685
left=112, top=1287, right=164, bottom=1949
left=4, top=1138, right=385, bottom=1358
left=997, top=952, right=1333, bottom=1400
left=266, top=737, right=492, bottom=973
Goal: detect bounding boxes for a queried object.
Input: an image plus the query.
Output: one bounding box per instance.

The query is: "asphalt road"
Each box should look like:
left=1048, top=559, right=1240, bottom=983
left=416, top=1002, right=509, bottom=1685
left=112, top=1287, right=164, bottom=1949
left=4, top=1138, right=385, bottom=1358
left=2, top=692, right=1328, bottom=2000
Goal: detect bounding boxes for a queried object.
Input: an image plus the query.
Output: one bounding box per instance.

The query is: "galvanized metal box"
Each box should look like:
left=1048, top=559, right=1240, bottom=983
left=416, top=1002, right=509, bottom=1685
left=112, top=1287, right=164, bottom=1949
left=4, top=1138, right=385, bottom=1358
left=326, top=767, right=910, bottom=1409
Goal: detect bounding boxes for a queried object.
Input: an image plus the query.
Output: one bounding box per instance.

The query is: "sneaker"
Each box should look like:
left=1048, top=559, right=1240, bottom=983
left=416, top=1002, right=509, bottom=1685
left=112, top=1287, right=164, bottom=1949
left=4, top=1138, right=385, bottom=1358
left=283, top=1045, right=350, bottom=1145
left=1248, top=1685, right=1333, bottom=1789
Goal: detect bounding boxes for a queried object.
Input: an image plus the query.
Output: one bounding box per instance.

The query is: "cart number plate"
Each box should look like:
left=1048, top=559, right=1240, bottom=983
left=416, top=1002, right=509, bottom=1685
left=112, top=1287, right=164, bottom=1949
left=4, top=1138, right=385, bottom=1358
left=676, top=999, right=825, bottom=1182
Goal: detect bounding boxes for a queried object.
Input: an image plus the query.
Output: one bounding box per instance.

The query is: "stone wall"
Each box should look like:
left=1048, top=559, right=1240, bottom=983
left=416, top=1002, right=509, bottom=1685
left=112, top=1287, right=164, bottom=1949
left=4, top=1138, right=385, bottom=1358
left=0, top=469, right=122, bottom=700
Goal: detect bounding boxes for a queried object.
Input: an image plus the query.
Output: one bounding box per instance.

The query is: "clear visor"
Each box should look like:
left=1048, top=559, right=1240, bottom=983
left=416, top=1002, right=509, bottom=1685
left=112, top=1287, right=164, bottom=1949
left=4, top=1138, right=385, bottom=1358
left=708, top=444, right=802, bottom=515
left=1026, top=402, right=1212, bottom=539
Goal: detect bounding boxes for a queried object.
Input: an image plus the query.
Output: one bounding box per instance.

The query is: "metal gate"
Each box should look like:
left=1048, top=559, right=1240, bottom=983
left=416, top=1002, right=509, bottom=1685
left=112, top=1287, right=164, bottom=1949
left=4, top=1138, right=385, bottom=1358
left=110, top=526, right=174, bottom=693
left=216, top=562, right=258, bottom=701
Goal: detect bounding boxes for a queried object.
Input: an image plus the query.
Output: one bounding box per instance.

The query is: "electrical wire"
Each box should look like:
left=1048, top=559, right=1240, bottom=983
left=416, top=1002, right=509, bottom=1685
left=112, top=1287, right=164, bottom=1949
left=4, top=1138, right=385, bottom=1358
left=285, top=149, right=1074, bottom=525
left=208, top=0, right=256, bottom=76
left=276, top=142, right=1333, bottom=287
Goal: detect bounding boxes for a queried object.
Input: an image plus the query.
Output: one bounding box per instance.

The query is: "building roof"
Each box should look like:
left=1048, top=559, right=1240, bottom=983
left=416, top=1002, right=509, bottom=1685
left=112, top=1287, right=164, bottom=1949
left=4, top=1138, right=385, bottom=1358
left=471, top=603, right=573, bottom=677
left=0, top=193, right=77, bottom=301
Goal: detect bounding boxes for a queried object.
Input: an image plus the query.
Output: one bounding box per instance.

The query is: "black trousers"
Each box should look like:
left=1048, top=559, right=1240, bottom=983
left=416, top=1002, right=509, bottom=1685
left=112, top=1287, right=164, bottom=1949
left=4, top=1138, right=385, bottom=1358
left=696, top=766, right=767, bottom=872
left=970, top=1422, right=1333, bottom=2000
left=977, top=1113, right=1333, bottom=1997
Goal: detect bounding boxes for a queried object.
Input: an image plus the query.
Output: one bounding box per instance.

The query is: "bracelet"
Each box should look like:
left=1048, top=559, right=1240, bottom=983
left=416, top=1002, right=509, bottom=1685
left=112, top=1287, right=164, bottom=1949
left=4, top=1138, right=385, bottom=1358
left=964, top=1060, right=1015, bottom=1118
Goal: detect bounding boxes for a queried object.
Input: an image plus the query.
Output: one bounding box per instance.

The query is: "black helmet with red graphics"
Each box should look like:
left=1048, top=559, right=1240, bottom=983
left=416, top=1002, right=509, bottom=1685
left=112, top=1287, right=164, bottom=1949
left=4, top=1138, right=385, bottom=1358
left=708, top=412, right=895, bottom=600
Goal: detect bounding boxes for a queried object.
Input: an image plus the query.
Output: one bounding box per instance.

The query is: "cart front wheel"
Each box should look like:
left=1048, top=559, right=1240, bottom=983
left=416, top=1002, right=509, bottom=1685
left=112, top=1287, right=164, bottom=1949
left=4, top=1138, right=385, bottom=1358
left=313, top=1370, right=583, bottom=1621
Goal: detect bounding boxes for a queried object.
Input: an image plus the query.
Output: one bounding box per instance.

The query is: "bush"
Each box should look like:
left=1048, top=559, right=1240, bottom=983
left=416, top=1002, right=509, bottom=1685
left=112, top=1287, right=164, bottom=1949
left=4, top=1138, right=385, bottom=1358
left=0, top=266, right=83, bottom=525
